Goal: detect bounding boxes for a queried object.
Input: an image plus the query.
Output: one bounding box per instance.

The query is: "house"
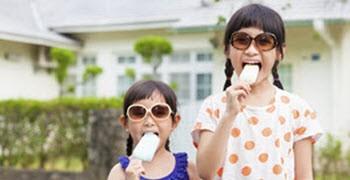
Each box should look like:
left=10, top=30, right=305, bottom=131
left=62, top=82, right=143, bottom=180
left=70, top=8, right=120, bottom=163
left=1, top=0, right=350, bottom=159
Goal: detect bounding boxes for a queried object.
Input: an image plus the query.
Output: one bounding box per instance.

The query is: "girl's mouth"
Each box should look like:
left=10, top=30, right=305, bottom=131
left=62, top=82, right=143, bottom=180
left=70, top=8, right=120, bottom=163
left=142, top=132, right=159, bottom=136
left=242, top=62, right=262, bottom=69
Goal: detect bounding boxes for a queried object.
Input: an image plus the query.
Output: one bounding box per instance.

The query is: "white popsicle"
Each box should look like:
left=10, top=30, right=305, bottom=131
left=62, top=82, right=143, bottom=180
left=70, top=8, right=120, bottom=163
left=132, top=132, right=160, bottom=162
left=239, top=65, right=259, bottom=84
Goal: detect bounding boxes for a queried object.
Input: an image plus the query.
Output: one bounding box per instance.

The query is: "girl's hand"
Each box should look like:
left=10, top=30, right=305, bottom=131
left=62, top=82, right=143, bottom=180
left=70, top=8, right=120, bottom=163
left=224, top=81, right=251, bottom=117
left=125, top=158, right=145, bottom=180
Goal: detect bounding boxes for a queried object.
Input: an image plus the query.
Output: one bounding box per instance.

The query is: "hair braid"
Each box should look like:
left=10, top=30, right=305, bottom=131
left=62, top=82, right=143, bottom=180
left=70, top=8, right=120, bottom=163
left=272, top=61, right=284, bottom=90
left=223, top=58, right=234, bottom=91
left=126, top=134, right=133, bottom=156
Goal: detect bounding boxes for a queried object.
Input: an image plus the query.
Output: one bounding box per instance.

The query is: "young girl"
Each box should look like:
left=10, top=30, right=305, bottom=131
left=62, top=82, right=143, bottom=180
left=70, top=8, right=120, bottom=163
left=192, top=4, right=323, bottom=180
left=107, top=80, right=200, bottom=180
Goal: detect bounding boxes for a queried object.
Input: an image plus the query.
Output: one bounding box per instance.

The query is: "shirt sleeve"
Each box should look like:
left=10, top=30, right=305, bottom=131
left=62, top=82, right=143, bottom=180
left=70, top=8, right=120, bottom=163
left=191, top=95, right=220, bottom=148
left=292, top=97, right=323, bottom=143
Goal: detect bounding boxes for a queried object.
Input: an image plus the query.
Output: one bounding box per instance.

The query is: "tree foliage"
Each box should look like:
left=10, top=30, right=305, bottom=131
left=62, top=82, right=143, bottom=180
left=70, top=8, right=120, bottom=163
left=134, top=36, right=172, bottom=78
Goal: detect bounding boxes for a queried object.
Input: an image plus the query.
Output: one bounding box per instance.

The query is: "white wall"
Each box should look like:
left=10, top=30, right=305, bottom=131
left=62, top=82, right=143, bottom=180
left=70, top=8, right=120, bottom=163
left=74, top=24, right=350, bottom=157
left=0, top=40, right=59, bottom=100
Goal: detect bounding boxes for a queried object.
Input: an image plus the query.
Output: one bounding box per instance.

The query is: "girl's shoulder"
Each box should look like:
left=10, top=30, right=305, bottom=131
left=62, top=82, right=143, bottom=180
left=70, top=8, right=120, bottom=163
left=275, top=87, right=313, bottom=109
left=107, top=163, right=125, bottom=180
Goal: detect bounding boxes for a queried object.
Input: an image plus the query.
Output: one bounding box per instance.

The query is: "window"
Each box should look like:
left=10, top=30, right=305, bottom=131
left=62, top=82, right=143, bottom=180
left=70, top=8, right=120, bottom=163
left=82, top=78, right=96, bottom=97
left=117, top=56, right=136, bottom=64
left=170, top=52, right=190, bottom=63
left=279, top=64, right=293, bottom=91
left=196, top=73, right=212, bottom=100
left=169, top=73, right=190, bottom=104
left=81, top=55, right=97, bottom=96
left=82, top=56, right=96, bottom=65
left=196, top=52, right=212, bottom=62
left=63, top=74, right=77, bottom=96
left=117, top=75, right=134, bottom=96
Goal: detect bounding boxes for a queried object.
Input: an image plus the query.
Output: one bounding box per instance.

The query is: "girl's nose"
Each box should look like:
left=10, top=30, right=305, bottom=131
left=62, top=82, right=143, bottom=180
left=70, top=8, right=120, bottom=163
left=245, top=40, right=259, bottom=55
left=143, top=113, right=156, bottom=127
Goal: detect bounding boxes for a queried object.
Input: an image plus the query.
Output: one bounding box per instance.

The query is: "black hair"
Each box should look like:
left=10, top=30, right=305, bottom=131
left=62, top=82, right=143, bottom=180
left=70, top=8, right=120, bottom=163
left=122, top=80, right=178, bottom=156
left=223, top=3, right=285, bottom=90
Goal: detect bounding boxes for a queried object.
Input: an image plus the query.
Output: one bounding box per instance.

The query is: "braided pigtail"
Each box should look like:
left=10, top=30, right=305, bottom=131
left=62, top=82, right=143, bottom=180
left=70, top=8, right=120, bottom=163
left=223, top=58, right=234, bottom=91
left=272, top=60, right=284, bottom=90
left=126, top=134, right=133, bottom=156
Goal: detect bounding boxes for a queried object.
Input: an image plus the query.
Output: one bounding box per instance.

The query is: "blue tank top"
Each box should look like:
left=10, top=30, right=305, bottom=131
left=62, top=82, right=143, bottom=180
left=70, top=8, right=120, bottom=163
left=118, top=152, right=189, bottom=180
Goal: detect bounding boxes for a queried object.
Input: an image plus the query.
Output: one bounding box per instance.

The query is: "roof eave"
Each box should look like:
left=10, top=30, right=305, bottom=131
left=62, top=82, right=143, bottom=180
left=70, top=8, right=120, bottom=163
left=51, top=18, right=179, bottom=33
left=0, top=32, right=81, bottom=50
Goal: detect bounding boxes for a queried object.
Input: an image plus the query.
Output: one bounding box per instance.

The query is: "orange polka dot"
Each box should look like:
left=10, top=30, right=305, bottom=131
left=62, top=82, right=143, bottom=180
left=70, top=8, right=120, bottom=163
left=278, top=116, right=286, bottom=125
left=258, top=153, right=269, bottom=163
left=194, top=122, right=202, bottom=130
left=273, top=164, right=282, bottom=175
left=310, top=112, right=317, bottom=119
left=217, top=167, right=223, bottom=177
left=269, top=97, right=276, bottom=104
left=281, top=96, right=290, bottom=104
left=275, top=138, right=280, bottom=148
left=266, top=105, right=276, bottom=113
left=284, top=132, right=291, bottom=142
left=288, top=148, right=292, bottom=155
left=206, top=108, right=213, bottom=117
left=231, top=128, right=241, bottom=137
left=241, top=166, right=252, bottom=176
left=262, top=127, right=272, bottom=137
left=221, top=96, right=227, bottom=103
left=248, top=116, right=259, bottom=125
left=292, top=110, right=300, bottom=119
left=294, top=127, right=307, bottom=135
left=229, top=153, right=239, bottom=164
left=244, top=141, right=255, bottom=150
left=214, top=109, right=220, bottom=119
left=304, top=109, right=311, bottom=118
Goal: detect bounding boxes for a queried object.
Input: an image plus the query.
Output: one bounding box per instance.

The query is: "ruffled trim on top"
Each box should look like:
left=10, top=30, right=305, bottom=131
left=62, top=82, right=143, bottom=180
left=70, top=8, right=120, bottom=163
left=117, top=152, right=189, bottom=180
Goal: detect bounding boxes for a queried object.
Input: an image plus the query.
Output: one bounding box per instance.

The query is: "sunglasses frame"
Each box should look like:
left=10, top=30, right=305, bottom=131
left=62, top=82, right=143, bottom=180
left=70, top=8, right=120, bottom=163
left=230, top=32, right=278, bottom=52
left=126, top=103, right=173, bottom=122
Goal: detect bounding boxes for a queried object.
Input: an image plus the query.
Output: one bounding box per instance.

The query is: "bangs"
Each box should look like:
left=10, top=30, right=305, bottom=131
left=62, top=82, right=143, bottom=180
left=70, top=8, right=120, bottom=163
left=224, top=4, right=285, bottom=52
left=123, top=80, right=177, bottom=116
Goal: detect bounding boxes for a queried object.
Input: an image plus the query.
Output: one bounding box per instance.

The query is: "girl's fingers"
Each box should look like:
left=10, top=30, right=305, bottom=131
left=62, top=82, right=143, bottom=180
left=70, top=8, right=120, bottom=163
left=233, top=82, right=251, bottom=95
left=125, top=158, right=145, bottom=178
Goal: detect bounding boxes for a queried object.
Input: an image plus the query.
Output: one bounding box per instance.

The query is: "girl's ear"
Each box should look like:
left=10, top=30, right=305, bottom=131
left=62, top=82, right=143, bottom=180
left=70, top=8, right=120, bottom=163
left=119, top=115, right=128, bottom=129
left=172, top=114, right=181, bottom=129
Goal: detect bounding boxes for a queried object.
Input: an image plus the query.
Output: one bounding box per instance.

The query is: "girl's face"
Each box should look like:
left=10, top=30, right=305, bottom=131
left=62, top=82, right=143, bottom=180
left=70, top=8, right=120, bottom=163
left=227, top=27, right=283, bottom=84
left=121, top=91, right=180, bottom=151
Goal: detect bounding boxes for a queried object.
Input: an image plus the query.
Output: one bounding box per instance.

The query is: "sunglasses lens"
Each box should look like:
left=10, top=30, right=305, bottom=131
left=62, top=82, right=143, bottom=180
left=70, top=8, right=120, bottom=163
left=151, top=105, right=170, bottom=119
left=256, top=34, right=276, bottom=51
left=128, top=106, right=146, bottom=120
left=232, top=33, right=251, bottom=50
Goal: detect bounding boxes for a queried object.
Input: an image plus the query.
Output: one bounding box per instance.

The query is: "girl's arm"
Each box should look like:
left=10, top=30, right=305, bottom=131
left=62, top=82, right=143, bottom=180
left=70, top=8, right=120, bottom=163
left=294, top=138, right=313, bottom=180
left=196, top=84, right=249, bottom=179
left=196, top=115, right=237, bottom=179
left=107, top=164, right=126, bottom=180
left=187, top=161, right=201, bottom=180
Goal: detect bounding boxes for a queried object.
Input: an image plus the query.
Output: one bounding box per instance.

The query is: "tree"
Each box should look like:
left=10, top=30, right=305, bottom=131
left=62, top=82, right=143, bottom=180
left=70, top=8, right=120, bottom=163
left=50, top=48, right=76, bottom=96
left=134, top=36, right=172, bottom=79
left=83, top=65, right=103, bottom=83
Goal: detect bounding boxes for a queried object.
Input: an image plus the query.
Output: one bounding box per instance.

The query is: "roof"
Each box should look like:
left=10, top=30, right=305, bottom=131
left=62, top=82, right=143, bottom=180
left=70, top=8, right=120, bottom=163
left=0, top=0, right=80, bottom=49
left=35, top=0, right=350, bottom=33
left=1, top=0, right=349, bottom=44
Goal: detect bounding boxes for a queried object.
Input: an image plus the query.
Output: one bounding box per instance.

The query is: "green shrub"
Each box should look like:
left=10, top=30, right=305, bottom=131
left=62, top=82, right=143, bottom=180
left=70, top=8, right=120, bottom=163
left=0, top=97, right=122, bottom=170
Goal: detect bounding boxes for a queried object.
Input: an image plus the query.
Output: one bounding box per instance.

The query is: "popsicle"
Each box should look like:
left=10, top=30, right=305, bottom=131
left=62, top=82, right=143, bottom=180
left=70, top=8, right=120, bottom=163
left=239, top=65, right=259, bottom=84
left=132, top=132, right=160, bottom=162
